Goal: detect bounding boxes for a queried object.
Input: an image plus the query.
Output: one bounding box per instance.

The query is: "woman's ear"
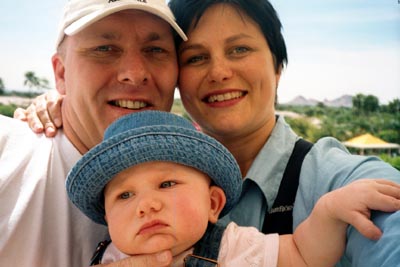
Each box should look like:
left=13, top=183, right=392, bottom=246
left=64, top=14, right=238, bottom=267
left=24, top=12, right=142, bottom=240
left=275, top=63, right=283, bottom=88
left=52, top=53, right=66, bottom=95
left=208, top=186, right=226, bottom=223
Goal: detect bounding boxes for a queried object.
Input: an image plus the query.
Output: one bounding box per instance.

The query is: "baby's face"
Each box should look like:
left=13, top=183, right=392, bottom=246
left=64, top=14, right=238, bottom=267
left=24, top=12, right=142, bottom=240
left=103, top=161, right=225, bottom=256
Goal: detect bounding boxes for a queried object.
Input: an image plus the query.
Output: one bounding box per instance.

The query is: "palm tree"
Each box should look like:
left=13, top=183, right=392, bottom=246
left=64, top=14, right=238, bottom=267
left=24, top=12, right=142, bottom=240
left=24, top=71, right=50, bottom=91
left=0, top=77, right=5, bottom=95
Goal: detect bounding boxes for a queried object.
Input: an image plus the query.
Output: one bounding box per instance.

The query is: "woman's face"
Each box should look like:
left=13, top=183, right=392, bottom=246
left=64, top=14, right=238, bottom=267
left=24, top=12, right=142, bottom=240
left=178, top=4, right=281, bottom=141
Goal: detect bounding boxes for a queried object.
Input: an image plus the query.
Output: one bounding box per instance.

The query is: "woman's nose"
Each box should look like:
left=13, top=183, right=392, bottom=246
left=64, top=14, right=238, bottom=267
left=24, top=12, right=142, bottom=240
left=206, top=58, right=233, bottom=83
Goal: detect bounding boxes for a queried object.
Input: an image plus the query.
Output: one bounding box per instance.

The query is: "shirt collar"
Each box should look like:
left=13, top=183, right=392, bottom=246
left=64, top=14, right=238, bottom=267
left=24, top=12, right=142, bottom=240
left=244, top=115, right=299, bottom=209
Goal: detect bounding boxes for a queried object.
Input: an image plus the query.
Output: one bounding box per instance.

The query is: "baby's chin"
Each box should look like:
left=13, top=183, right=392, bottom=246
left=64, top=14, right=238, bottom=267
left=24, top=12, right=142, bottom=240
left=122, top=235, right=187, bottom=256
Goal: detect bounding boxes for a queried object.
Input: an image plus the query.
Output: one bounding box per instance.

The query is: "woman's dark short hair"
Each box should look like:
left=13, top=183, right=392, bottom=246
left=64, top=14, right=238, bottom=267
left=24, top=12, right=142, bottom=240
left=169, top=0, right=288, bottom=72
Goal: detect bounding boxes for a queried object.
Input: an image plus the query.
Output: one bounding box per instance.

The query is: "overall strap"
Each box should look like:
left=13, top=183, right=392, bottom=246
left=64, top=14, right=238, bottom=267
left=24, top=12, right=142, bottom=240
left=184, top=223, right=226, bottom=267
left=90, top=240, right=111, bottom=266
left=262, top=138, right=313, bottom=234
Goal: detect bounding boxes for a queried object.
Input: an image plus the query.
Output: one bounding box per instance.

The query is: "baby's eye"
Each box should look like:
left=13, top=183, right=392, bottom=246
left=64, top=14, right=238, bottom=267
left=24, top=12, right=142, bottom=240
left=120, top=192, right=134, bottom=199
left=160, top=181, right=177, bottom=188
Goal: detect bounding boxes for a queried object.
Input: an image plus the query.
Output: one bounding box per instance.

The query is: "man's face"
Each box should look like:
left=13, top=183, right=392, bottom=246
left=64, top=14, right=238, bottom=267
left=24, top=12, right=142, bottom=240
left=53, top=10, right=178, bottom=153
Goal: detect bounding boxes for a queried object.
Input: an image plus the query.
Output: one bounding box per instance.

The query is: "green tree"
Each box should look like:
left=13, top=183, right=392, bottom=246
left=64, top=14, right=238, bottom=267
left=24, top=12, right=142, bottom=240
left=352, top=93, right=379, bottom=114
left=364, top=95, right=379, bottom=113
left=285, top=117, right=315, bottom=140
left=24, top=71, right=50, bottom=91
left=0, top=77, right=5, bottom=95
left=387, top=99, right=400, bottom=113
left=352, top=93, right=365, bottom=113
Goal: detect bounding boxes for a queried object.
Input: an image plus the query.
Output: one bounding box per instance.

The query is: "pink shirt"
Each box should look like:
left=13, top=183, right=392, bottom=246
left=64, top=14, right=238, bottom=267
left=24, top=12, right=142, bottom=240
left=102, top=222, right=279, bottom=266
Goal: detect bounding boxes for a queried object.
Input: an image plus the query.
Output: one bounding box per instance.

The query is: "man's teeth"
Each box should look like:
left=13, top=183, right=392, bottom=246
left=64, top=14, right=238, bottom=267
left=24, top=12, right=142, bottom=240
left=207, top=91, right=243, bottom=103
left=113, top=100, right=148, bottom=109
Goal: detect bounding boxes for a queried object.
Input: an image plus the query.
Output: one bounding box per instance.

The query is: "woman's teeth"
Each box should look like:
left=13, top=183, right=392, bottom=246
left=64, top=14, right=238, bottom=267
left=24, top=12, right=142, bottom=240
left=207, top=91, right=243, bottom=103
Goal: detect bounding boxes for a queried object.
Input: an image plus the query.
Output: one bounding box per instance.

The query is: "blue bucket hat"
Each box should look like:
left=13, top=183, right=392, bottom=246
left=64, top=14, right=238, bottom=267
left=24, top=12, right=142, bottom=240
left=66, top=111, right=242, bottom=225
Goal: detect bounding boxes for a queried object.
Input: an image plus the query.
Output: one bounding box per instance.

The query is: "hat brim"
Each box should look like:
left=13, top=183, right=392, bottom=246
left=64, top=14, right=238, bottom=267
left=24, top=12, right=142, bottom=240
left=67, top=124, right=242, bottom=225
left=65, top=2, right=187, bottom=40
left=56, top=1, right=187, bottom=48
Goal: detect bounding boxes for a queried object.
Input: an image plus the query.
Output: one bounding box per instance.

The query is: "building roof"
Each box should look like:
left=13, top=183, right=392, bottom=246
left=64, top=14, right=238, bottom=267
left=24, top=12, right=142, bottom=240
left=343, top=133, right=400, bottom=149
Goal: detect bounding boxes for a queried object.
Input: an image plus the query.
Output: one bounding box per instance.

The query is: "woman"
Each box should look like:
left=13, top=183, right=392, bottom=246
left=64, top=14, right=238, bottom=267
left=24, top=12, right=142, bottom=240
left=16, top=1, right=400, bottom=266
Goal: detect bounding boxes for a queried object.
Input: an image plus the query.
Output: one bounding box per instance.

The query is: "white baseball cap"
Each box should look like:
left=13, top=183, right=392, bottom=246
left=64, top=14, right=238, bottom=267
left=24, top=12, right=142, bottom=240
left=56, top=0, right=187, bottom=48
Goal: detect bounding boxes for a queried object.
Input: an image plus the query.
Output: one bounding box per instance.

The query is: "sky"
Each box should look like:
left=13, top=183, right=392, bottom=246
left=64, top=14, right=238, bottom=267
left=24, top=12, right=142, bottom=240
left=0, top=0, right=399, bottom=104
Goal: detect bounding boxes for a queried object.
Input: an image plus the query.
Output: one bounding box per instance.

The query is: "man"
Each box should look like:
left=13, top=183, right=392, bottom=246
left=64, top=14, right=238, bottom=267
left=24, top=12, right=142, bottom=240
left=0, top=0, right=186, bottom=266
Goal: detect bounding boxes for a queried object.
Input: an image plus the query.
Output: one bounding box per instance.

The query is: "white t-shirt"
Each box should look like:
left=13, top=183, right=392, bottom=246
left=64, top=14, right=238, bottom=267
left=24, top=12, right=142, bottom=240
left=102, top=222, right=279, bottom=266
left=0, top=115, right=108, bottom=267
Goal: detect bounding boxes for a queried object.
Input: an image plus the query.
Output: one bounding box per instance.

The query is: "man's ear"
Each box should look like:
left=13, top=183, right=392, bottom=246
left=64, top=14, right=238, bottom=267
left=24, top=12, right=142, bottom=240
left=52, top=53, right=66, bottom=95
left=208, top=186, right=226, bottom=223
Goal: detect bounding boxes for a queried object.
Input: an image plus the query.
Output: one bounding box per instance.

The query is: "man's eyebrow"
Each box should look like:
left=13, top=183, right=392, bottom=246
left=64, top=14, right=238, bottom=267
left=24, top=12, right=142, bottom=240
left=94, top=32, right=120, bottom=41
left=145, top=32, right=163, bottom=42
left=93, top=32, right=166, bottom=42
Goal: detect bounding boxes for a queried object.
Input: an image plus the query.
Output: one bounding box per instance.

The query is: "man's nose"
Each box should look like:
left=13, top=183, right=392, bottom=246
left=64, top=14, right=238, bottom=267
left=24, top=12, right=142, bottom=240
left=117, top=51, right=150, bottom=86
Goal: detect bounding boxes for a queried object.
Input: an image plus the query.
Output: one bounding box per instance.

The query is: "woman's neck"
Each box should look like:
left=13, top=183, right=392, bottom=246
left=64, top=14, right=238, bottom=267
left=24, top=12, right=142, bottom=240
left=206, top=118, right=276, bottom=178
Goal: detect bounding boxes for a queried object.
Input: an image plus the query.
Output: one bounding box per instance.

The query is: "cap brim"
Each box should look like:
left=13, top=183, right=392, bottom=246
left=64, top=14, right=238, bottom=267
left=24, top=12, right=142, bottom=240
left=65, top=3, right=187, bottom=41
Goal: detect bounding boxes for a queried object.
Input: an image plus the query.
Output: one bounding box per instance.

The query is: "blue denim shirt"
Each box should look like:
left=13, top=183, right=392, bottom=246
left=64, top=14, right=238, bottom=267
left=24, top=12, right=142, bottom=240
left=219, top=115, right=400, bottom=267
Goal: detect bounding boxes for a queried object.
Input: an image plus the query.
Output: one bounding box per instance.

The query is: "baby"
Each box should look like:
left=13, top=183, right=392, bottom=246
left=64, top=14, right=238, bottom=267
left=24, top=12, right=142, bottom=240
left=66, top=111, right=400, bottom=266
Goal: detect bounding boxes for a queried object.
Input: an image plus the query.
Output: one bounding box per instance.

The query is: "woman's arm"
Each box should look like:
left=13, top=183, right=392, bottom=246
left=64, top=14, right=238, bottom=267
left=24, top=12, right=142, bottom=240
left=13, top=90, right=63, bottom=137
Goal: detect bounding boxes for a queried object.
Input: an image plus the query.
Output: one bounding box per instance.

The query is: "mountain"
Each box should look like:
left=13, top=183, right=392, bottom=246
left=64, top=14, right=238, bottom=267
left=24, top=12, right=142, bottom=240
left=284, top=96, right=319, bottom=106
left=325, top=95, right=353, bottom=108
left=284, top=95, right=353, bottom=108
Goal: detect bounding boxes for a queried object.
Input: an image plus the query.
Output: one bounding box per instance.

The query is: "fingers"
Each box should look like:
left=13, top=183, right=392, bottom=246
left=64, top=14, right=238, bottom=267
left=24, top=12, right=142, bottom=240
left=370, top=193, right=400, bottom=213
left=46, top=90, right=63, bottom=128
left=25, top=103, right=46, bottom=134
left=350, top=214, right=382, bottom=240
left=376, top=179, right=400, bottom=200
left=94, top=250, right=172, bottom=267
left=33, top=94, right=58, bottom=137
left=361, top=179, right=400, bottom=212
left=13, top=107, right=28, bottom=121
left=374, top=179, right=400, bottom=189
left=326, top=178, right=400, bottom=241
left=12, top=91, right=63, bottom=138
